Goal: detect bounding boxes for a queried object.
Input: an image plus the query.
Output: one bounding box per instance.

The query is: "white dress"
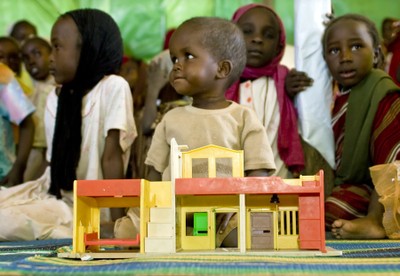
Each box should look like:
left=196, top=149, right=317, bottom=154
left=239, top=77, right=291, bottom=178
left=0, top=75, right=137, bottom=241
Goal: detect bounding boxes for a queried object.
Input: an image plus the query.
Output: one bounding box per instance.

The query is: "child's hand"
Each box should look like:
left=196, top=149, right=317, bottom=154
left=147, top=58, right=170, bottom=99
left=285, top=69, right=314, bottom=99
left=0, top=165, right=24, bottom=187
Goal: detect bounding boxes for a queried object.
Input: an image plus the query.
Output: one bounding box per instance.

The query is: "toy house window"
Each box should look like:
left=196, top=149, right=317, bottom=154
left=191, top=158, right=233, bottom=178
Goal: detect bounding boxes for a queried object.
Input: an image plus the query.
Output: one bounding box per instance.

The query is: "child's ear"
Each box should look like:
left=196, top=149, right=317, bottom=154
left=373, top=46, right=380, bottom=66
left=216, top=60, right=232, bottom=79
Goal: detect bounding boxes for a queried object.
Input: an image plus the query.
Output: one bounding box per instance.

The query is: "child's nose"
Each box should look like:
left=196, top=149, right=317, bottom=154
left=173, top=61, right=182, bottom=71
left=340, top=49, right=352, bottom=62
left=251, top=34, right=263, bottom=44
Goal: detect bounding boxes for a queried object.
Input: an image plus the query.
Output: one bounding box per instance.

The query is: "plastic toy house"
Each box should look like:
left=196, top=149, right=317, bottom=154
left=72, top=179, right=142, bottom=257
left=174, top=143, right=326, bottom=253
left=60, top=139, right=332, bottom=259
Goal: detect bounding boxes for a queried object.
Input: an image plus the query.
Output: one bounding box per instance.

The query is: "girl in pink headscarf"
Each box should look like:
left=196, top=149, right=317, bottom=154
left=226, top=4, right=312, bottom=178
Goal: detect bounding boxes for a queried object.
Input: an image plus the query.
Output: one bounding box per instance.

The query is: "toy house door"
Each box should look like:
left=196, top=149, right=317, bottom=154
left=250, top=212, right=274, bottom=249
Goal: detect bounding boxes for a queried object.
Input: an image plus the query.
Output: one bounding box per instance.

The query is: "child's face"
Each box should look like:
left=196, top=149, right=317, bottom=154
left=49, top=16, right=81, bottom=84
left=12, top=25, right=36, bottom=45
left=168, top=24, right=219, bottom=98
left=119, top=59, right=139, bottom=89
left=21, top=40, right=51, bottom=81
left=324, top=19, right=377, bottom=89
left=236, top=7, right=281, bottom=68
left=0, top=40, right=21, bottom=74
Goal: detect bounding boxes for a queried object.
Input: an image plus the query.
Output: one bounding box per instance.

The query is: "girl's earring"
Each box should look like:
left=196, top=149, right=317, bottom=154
left=373, top=48, right=380, bottom=66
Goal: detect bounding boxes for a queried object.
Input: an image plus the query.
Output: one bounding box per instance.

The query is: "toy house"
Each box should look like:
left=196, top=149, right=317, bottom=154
left=60, top=139, right=333, bottom=259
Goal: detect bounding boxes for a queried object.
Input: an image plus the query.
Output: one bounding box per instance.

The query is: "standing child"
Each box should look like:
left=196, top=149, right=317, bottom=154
left=226, top=4, right=313, bottom=179
left=21, top=36, right=56, bottom=181
left=0, top=8, right=136, bottom=241
left=0, top=62, right=35, bottom=187
left=115, top=17, right=276, bottom=247
left=322, top=14, right=400, bottom=239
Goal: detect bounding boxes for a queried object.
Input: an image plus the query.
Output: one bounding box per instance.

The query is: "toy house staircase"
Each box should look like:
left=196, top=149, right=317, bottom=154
left=145, top=207, right=175, bottom=253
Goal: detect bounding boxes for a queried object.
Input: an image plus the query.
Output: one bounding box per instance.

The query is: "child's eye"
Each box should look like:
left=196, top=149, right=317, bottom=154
left=33, top=50, right=42, bottom=57
left=239, top=25, right=253, bottom=35
left=328, top=48, right=339, bottom=55
left=351, top=44, right=362, bottom=51
left=263, top=30, right=276, bottom=40
left=171, top=56, right=178, bottom=64
left=186, top=53, right=194, bottom=60
left=242, top=28, right=252, bottom=35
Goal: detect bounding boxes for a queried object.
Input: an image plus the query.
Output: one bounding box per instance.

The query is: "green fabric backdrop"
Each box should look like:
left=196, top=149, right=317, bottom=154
left=0, top=0, right=399, bottom=61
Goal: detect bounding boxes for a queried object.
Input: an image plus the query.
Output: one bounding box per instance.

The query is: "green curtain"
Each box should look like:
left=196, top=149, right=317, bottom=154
left=0, top=0, right=398, bottom=60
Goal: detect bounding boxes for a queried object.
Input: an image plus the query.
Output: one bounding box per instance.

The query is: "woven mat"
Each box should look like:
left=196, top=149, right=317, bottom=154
left=0, top=239, right=400, bottom=275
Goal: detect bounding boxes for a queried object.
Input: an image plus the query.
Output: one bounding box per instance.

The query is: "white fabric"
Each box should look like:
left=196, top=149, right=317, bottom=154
left=0, top=167, right=73, bottom=240
left=294, top=0, right=335, bottom=168
left=281, top=44, right=295, bottom=69
left=239, top=77, right=291, bottom=178
left=0, top=75, right=137, bottom=241
left=46, top=75, right=137, bottom=178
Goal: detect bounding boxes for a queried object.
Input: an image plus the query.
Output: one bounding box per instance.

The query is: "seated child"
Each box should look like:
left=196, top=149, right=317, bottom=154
left=115, top=17, right=276, bottom=247
left=226, top=4, right=313, bottom=179
left=21, top=36, right=57, bottom=181
left=0, top=9, right=136, bottom=241
left=0, top=62, right=35, bottom=187
left=322, top=14, right=400, bottom=239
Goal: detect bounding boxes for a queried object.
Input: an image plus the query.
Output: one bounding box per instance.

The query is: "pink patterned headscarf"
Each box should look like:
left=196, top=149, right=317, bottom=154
left=226, top=4, right=305, bottom=173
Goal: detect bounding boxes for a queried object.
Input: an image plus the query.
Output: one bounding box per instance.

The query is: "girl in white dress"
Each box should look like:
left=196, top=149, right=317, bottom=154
left=0, top=9, right=137, bottom=241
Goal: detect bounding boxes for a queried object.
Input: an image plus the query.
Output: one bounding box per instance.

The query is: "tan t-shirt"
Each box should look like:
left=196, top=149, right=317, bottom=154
left=145, top=101, right=276, bottom=180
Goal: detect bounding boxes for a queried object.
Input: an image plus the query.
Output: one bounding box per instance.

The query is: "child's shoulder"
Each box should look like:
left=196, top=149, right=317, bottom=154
left=100, top=74, right=129, bottom=87
left=93, top=75, right=130, bottom=93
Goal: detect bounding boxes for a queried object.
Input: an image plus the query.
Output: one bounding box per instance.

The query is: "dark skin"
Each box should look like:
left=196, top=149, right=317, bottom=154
left=21, top=38, right=51, bottom=81
left=324, top=19, right=385, bottom=239
left=10, top=21, right=37, bottom=45
left=0, top=38, right=22, bottom=76
left=50, top=16, right=126, bottom=221
left=148, top=22, right=271, bottom=246
left=146, top=21, right=271, bottom=179
left=236, top=7, right=313, bottom=99
left=0, top=115, right=35, bottom=187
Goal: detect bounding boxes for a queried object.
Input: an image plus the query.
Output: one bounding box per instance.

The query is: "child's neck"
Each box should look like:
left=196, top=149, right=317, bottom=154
left=34, top=74, right=50, bottom=82
left=192, top=97, right=231, bottom=110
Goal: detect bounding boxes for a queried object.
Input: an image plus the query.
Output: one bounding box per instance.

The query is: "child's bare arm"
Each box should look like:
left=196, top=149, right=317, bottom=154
left=285, top=69, right=314, bottom=98
left=102, top=129, right=125, bottom=221
left=0, top=114, right=34, bottom=187
left=101, top=129, right=124, bottom=179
